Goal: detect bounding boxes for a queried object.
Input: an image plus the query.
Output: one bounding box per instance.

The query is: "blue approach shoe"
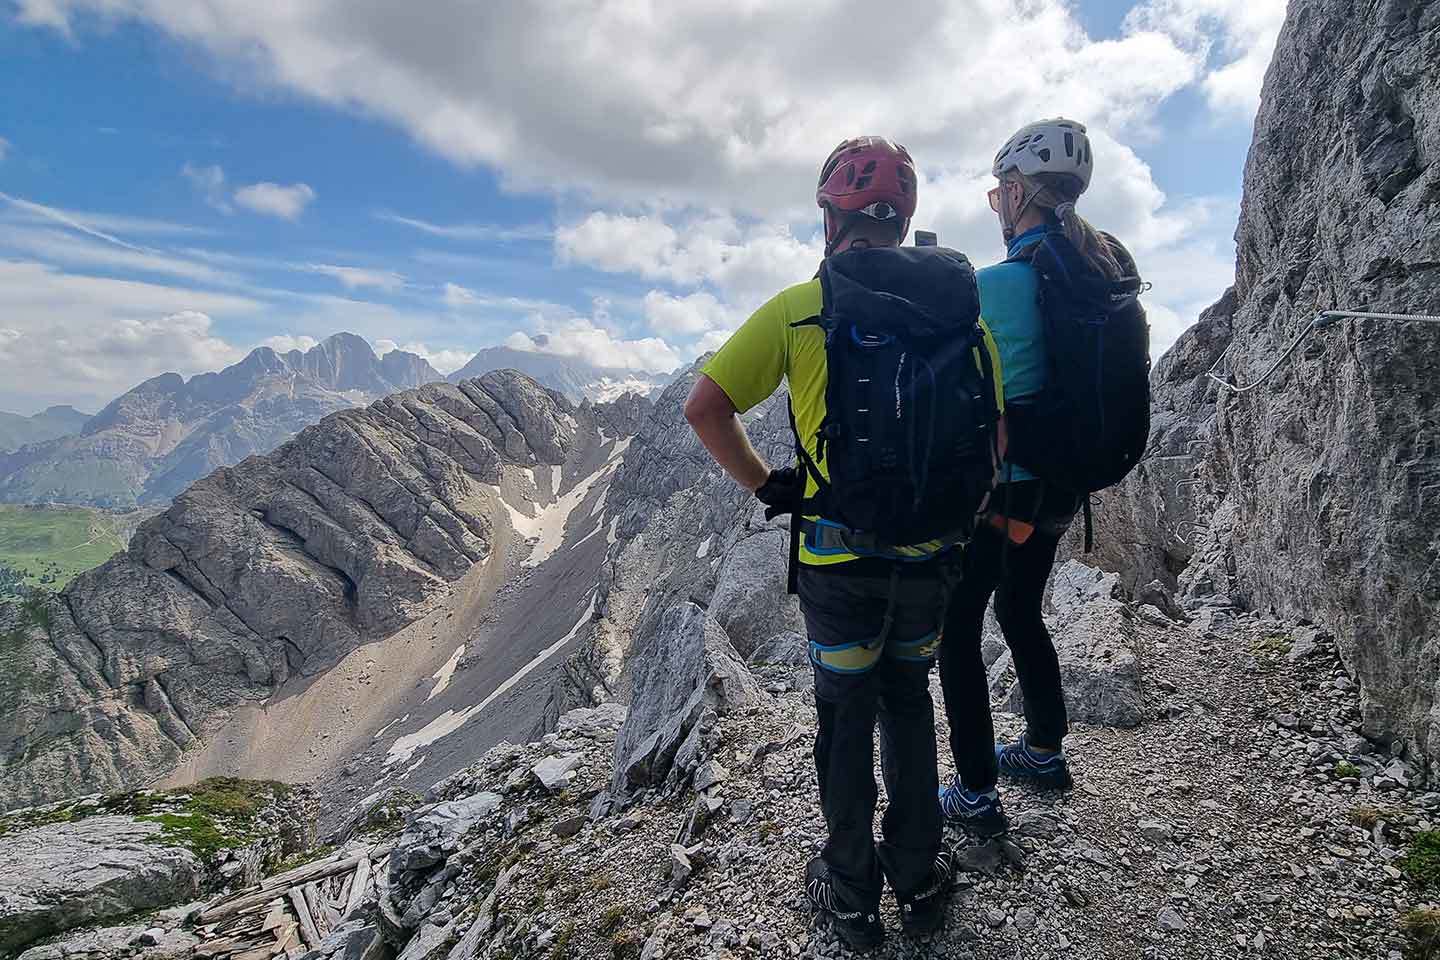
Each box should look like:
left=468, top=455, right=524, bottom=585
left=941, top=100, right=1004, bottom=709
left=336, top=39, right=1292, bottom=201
left=938, top=775, right=1009, bottom=838
left=996, top=734, right=1074, bottom=789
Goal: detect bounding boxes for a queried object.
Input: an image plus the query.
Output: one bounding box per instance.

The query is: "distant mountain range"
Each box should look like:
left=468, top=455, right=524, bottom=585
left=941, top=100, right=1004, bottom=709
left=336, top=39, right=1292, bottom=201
left=0, top=333, right=444, bottom=508
left=447, top=339, right=674, bottom=403
left=0, top=333, right=675, bottom=509
left=0, top=406, right=91, bottom=454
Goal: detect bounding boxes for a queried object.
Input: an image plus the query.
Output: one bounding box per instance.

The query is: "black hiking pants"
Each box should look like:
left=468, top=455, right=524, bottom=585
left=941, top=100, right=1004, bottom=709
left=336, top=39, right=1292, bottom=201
left=938, top=481, right=1077, bottom=791
left=798, top=567, right=946, bottom=910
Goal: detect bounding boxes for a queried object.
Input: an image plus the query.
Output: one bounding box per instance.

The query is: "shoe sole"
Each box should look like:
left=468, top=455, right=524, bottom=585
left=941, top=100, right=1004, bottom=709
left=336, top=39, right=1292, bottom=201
left=946, top=809, right=1009, bottom=839
left=997, top=765, right=1073, bottom=790
left=830, top=922, right=884, bottom=952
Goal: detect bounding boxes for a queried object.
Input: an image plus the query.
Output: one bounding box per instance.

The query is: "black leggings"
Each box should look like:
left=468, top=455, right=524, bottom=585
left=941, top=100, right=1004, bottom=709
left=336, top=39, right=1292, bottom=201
left=937, top=482, right=1074, bottom=791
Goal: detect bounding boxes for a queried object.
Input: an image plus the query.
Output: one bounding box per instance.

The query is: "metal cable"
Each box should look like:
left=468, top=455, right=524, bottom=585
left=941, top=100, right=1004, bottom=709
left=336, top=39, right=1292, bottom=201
left=1204, top=308, right=1440, bottom=395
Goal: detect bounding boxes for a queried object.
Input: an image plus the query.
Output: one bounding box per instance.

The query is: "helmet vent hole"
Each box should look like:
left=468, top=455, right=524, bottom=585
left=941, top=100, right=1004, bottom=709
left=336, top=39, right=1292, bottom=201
left=1037, top=148, right=1051, bottom=162
left=855, top=176, right=873, bottom=189
left=861, top=160, right=878, bottom=175
left=845, top=166, right=856, bottom=185
left=1064, top=132, right=1074, bottom=157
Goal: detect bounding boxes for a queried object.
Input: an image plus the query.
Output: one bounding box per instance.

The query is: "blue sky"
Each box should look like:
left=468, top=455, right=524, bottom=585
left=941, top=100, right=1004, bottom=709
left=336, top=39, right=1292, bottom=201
left=0, top=0, right=1286, bottom=414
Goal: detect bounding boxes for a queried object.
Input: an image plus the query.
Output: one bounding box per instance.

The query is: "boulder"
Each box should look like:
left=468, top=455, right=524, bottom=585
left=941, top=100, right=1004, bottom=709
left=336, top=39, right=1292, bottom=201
left=709, top=531, right=803, bottom=659
left=611, top=602, right=768, bottom=793
left=992, top=561, right=1144, bottom=728
left=0, top=817, right=204, bottom=955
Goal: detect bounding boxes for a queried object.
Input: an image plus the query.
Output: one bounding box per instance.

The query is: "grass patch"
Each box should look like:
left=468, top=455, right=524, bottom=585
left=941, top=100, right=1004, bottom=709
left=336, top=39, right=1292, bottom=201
left=1333, top=761, right=1363, bottom=780
left=609, top=928, right=643, bottom=958
left=0, top=505, right=131, bottom=592
left=1252, top=633, right=1292, bottom=656
left=598, top=904, right=628, bottom=935
left=1350, top=804, right=1396, bottom=829
left=1401, top=832, right=1440, bottom=891
left=1402, top=908, right=1440, bottom=959
left=549, top=922, right=575, bottom=960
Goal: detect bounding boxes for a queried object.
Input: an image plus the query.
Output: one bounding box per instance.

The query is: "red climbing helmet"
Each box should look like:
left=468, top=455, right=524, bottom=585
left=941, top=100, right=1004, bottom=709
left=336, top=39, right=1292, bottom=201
left=817, top=137, right=917, bottom=251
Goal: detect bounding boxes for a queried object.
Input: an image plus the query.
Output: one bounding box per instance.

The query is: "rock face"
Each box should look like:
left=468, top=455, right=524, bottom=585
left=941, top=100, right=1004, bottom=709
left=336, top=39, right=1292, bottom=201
left=0, top=372, right=608, bottom=810
left=0, top=816, right=204, bottom=955
left=990, top=560, right=1145, bottom=728
left=610, top=602, right=768, bottom=794
left=1084, top=0, right=1440, bottom=770
left=0, top=333, right=443, bottom=508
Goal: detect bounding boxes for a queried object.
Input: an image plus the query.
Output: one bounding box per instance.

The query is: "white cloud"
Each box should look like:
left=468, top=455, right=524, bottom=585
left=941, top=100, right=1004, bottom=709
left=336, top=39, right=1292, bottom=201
left=557, top=213, right=823, bottom=308
left=442, top=282, right=478, bottom=307
left=182, top=162, right=231, bottom=213
left=306, top=263, right=405, bottom=291
left=234, top=181, right=316, bottom=220
left=1125, top=0, right=1287, bottom=116
left=0, top=225, right=238, bottom=285
left=19, top=0, right=1219, bottom=215
left=376, top=212, right=550, bottom=242
left=642, top=290, right=738, bottom=338
left=374, top=338, right=471, bottom=374
left=259, top=333, right=320, bottom=354
left=0, top=260, right=257, bottom=410
left=507, top=300, right=682, bottom=374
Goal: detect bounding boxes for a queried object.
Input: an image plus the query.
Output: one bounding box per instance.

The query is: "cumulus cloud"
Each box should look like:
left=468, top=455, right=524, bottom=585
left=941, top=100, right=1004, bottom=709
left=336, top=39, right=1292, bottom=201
left=234, top=181, right=316, bottom=220
left=19, top=0, right=1226, bottom=215
left=306, top=263, right=405, bottom=291
left=258, top=333, right=320, bottom=354
left=373, top=337, right=471, bottom=374
left=0, top=260, right=257, bottom=410
left=1125, top=0, right=1287, bottom=116
left=505, top=299, right=682, bottom=373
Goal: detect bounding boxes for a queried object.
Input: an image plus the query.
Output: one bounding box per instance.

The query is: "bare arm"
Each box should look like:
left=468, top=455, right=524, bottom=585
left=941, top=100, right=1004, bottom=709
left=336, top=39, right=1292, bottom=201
left=684, top=374, right=770, bottom=492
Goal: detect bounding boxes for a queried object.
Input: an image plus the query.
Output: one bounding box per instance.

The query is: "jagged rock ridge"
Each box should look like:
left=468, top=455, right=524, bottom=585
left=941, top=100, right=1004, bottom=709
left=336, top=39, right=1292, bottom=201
left=0, top=333, right=444, bottom=508
left=0, top=371, right=616, bottom=811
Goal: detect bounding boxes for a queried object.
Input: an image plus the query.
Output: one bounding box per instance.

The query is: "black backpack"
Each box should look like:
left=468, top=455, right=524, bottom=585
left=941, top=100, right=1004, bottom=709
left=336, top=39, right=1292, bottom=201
left=790, top=245, right=1003, bottom=563
left=1003, top=230, right=1150, bottom=546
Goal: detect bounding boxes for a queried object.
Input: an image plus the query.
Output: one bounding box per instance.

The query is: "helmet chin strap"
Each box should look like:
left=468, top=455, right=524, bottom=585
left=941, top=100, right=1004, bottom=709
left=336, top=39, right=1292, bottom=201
left=999, top=178, right=1042, bottom=245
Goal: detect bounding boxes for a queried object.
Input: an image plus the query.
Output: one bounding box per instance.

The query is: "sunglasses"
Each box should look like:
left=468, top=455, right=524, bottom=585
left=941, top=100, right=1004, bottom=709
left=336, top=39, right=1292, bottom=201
left=987, top=186, right=1004, bottom=212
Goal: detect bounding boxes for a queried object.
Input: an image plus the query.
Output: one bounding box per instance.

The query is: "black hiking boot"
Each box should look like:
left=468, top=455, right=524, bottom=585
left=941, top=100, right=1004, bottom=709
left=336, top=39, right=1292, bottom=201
left=805, top=857, right=884, bottom=952
left=897, top=846, right=956, bottom=938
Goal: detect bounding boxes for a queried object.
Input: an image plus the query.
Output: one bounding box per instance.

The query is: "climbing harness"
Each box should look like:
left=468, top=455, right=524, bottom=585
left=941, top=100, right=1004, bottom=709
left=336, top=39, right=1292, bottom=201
left=1206, top=309, right=1440, bottom=395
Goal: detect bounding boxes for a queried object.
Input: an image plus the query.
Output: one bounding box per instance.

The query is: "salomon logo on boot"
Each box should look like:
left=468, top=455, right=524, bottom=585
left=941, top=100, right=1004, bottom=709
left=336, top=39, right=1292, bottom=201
left=897, top=846, right=956, bottom=937
left=805, top=857, right=884, bottom=951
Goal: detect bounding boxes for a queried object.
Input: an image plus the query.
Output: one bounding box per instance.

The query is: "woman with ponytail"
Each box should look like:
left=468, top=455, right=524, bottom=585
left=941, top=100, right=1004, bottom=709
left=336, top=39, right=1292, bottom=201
left=937, top=118, right=1142, bottom=837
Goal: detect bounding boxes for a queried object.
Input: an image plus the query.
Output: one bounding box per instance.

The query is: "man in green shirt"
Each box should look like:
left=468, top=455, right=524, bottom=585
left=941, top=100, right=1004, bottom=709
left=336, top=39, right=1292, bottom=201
left=685, top=137, right=962, bottom=950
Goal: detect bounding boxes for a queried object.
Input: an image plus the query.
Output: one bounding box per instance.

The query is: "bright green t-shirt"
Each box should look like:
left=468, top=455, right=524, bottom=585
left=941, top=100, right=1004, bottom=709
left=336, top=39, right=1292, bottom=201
left=702, top=277, right=1004, bottom=567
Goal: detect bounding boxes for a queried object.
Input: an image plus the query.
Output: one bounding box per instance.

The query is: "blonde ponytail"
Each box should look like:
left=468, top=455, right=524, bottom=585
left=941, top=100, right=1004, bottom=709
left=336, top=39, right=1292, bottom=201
left=1021, top=175, right=1123, bottom=280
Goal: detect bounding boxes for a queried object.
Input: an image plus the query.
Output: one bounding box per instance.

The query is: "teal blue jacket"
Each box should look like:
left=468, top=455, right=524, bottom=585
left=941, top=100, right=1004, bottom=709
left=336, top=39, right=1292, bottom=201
left=977, top=225, right=1050, bottom=483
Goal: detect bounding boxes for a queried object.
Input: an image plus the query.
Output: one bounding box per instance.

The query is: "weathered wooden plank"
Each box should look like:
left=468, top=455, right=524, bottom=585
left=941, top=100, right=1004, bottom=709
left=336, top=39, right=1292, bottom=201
left=344, top=856, right=372, bottom=917
left=303, top=882, right=328, bottom=939
left=197, top=889, right=293, bottom=925
left=288, top=887, right=322, bottom=951
left=336, top=874, right=353, bottom=910
left=260, top=854, right=365, bottom=891
left=273, top=922, right=299, bottom=956
left=260, top=902, right=289, bottom=932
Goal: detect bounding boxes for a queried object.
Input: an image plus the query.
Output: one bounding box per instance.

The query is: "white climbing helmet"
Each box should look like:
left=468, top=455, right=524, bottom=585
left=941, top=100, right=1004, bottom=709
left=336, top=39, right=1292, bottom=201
left=991, top=118, right=1094, bottom=194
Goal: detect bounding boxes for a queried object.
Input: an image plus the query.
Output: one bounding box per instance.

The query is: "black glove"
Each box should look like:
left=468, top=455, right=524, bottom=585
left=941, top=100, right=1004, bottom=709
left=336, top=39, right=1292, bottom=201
left=754, top=466, right=804, bottom=520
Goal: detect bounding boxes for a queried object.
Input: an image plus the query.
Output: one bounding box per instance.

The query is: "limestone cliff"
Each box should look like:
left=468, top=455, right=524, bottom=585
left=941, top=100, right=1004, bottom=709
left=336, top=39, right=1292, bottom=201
left=0, top=372, right=602, bottom=810
left=1082, top=0, right=1440, bottom=772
